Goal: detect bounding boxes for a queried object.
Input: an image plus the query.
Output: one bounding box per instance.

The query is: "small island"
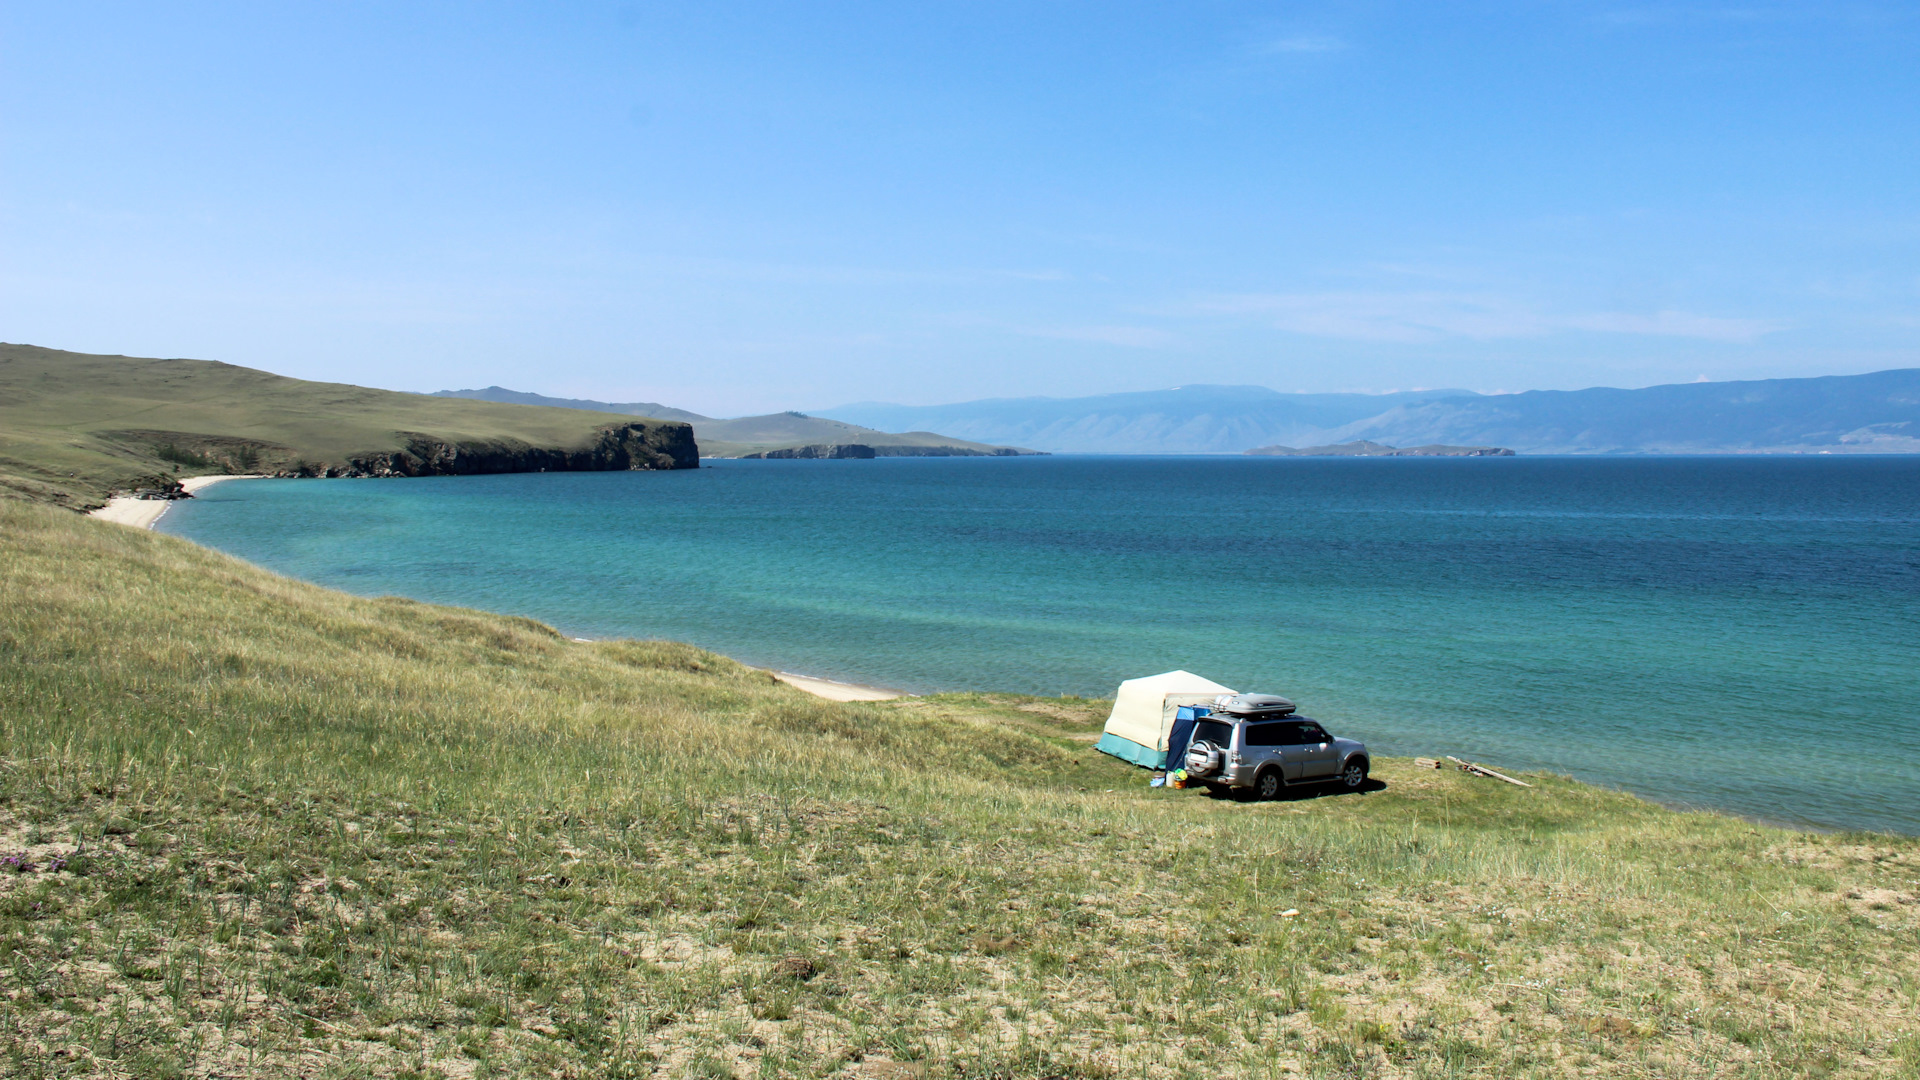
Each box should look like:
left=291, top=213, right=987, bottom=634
left=1247, top=439, right=1514, bottom=457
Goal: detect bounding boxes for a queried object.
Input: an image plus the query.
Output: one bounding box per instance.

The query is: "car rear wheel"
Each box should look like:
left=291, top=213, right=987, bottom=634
left=1254, top=770, right=1283, bottom=800
left=1340, top=759, right=1368, bottom=789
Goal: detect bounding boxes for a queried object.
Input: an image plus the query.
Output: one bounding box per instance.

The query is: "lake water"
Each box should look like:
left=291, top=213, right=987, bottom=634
left=160, top=456, right=1920, bottom=835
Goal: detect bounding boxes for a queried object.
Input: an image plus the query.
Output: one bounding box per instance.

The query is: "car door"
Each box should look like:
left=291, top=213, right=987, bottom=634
left=1239, top=722, right=1286, bottom=776
left=1291, top=720, right=1339, bottom=778
left=1266, top=721, right=1311, bottom=780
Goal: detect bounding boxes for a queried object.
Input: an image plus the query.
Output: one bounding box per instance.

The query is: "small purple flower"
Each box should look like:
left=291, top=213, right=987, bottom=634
left=0, top=853, right=32, bottom=872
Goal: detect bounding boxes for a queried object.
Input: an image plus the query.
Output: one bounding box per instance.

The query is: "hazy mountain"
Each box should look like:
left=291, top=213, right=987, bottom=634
left=820, top=386, right=1479, bottom=454
left=1325, top=369, right=1920, bottom=453
left=821, top=370, right=1920, bottom=454
left=433, top=387, right=711, bottom=424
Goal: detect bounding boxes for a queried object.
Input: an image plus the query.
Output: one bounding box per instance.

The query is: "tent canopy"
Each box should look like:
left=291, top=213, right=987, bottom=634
left=1095, top=670, right=1237, bottom=768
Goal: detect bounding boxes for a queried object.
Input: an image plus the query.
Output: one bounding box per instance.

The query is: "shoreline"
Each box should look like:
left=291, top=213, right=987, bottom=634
left=770, top=670, right=909, bottom=702
left=103, top=484, right=912, bottom=707
left=91, top=478, right=1910, bottom=834
left=89, top=474, right=266, bottom=530
left=568, top=635, right=906, bottom=702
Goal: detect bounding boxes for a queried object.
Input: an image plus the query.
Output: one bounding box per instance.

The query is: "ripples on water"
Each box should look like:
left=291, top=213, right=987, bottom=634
left=162, top=456, right=1920, bottom=835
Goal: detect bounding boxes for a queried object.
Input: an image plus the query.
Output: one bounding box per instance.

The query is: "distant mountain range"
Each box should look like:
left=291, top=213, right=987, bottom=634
left=819, top=369, right=1920, bottom=454
left=433, top=387, right=1036, bottom=458
left=1248, top=440, right=1513, bottom=458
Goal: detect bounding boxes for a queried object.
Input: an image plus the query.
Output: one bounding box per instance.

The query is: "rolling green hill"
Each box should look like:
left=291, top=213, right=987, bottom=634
left=2, top=500, right=1913, bottom=1077
left=0, top=344, right=697, bottom=509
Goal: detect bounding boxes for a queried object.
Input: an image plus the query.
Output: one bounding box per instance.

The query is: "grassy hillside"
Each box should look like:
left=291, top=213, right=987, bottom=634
left=2, top=503, right=1915, bottom=1078
left=0, top=345, right=694, bottom=508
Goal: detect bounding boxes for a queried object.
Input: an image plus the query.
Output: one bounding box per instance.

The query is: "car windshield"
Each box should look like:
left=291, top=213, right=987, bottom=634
left=1189, top=720, right=1232, bottom=747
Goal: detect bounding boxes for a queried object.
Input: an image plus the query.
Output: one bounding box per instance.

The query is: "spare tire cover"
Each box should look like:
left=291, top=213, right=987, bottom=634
left=1186, top=740, right=1223, bottom=776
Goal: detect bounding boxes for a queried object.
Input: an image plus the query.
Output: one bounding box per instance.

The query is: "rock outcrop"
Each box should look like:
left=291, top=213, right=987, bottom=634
left=735, top=443, right=1043, bottom=459
left=324, top=422, right=699, bottom=477
left=740, top=444, right=877, bottom=460
left=868, top=445, right=1037, bottom=457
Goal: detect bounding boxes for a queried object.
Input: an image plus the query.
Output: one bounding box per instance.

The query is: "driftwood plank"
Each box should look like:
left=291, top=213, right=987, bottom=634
left=1447, top=755, right=1534, bottom=787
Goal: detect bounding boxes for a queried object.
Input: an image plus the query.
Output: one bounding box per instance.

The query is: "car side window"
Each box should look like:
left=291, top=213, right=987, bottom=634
left=1297, top=723, right=1330, bottom=743
left=1243, top=723, right=1282, bottom=746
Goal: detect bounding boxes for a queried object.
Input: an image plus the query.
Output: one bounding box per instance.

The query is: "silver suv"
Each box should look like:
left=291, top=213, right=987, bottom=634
left=1183, top=711, right=1370, bottom=799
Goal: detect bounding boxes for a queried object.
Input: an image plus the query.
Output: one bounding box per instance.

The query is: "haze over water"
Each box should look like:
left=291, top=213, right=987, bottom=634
left=163, top=456, right=1920, bottom=836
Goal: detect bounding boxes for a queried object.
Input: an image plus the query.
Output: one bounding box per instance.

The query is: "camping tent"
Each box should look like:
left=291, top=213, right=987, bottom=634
left=1094, top=670, right=1237, bottom=768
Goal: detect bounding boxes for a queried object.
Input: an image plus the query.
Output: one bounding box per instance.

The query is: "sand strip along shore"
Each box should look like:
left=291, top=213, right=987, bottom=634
left=92, top=489, right=910, bottom=705
left=570, top=637, right=906, bottom=702
left=89, top=475, right=266, bottom=529
left=772, top=671, right=908, bottom=702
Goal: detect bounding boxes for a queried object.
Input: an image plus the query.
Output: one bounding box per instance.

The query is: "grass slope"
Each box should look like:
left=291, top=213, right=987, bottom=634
left=0, top=345, right=690, bottom=508
left=2, top=503, right=1916, bottom=1078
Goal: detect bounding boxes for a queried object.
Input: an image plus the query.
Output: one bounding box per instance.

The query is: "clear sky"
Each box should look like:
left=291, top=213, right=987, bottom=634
left=5, top=2, right=1917, bottom=415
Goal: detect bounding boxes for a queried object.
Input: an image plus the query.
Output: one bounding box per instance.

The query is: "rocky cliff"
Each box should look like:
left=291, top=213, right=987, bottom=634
left=869, top=444, right=1035, bottom=457
left=325, top=422, right=699, bottom=477
left=740, top=443, right=877, bottom=460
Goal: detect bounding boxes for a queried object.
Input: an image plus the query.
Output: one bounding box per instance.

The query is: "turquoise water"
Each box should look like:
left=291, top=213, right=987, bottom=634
left=161, top=456, right=1920, bottom=835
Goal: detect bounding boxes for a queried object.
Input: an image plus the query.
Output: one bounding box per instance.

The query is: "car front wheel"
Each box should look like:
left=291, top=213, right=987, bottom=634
left=1340, top=759, right=1368, bottom=789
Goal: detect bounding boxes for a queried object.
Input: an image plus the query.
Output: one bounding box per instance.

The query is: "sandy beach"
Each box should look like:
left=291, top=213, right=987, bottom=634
left=89, top=474, right=264, bottom=529
left=772, top=671, right=908, bottom=701
left=93, top=481, right=909, bottom=707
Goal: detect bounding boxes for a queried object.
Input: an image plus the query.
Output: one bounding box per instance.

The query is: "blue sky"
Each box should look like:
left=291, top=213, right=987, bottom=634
left=4, top=2, right=1917, bottom=415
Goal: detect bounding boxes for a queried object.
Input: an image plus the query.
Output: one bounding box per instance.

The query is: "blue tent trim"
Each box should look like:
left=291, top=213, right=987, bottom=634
left=1095, top=704, right=1215, bottom=770
left=1166, top=706, right=1203, bottom=769
left=1094, top=731, right=1164, bottom=768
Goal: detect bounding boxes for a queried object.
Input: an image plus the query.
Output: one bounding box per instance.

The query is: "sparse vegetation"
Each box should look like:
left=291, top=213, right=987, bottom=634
left=2, top=500, right=1916, bottom=1077
left=151, top=442, right=216, bottom=469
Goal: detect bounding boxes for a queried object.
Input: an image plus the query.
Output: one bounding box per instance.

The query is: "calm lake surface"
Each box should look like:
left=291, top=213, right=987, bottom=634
left=161, top=456, right=1920, bottom=835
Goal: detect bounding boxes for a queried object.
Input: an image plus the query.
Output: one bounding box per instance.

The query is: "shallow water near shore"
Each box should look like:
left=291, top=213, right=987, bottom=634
left=162, top=455, right=1920, bottom=835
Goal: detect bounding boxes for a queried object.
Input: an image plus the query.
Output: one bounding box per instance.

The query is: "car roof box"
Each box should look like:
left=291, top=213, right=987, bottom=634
left=1211, top=693, right=1296, bottom=717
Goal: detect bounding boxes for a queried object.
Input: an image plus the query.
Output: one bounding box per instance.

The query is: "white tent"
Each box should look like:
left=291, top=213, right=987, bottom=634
left=1095, top=670, right=1237, bottom=768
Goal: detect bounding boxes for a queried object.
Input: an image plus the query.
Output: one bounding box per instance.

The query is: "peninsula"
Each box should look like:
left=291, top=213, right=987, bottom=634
left=0, top=344, right=697, bottom=509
